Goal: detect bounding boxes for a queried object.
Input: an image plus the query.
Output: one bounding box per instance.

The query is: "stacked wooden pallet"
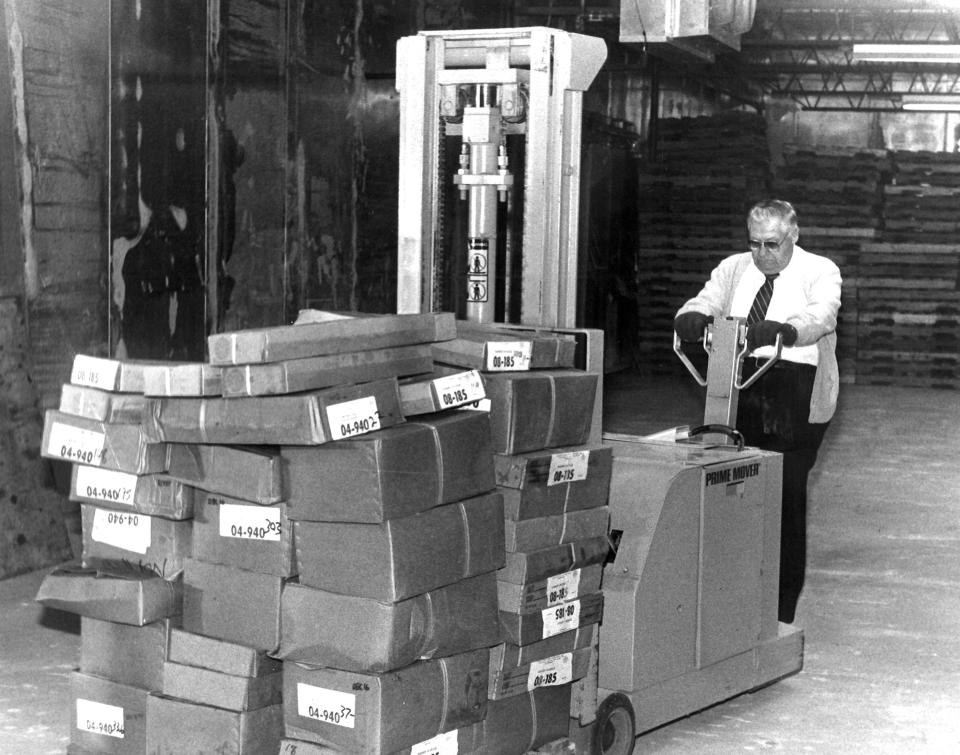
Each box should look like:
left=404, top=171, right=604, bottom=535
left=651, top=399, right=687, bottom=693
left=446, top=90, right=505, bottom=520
left=883, top=151, right=960, bottom=243
left=772, top=146, right=891, bottom=383
left=636, top=113, right=771, bottom=374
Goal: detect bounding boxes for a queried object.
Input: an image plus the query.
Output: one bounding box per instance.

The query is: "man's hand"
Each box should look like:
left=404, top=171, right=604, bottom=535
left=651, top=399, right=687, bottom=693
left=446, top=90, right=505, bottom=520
left=747, top=320, right=798, bottom=350
left=674, top=311, right=714, bottom=342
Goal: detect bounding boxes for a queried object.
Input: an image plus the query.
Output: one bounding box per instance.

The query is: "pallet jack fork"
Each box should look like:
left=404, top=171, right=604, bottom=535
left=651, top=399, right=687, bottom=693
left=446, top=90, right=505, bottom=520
left=578, top=318, right=804, bottom=753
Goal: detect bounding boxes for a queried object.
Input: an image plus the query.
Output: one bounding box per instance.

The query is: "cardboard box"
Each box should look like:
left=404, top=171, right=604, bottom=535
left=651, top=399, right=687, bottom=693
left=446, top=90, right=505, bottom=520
left=81, top=503, right=192, bottom=579
left=431, top=321, right=576, bottom=372
left=463, top=685, right=571, bottom=755
left=481, top=370, right=597, bottom=454
left=279, top=739, right=339, bottom=755
left=142, top=361, right=223, bottom=396
left=167, top=628, right=282, bottom=678
left=207, top=311, right=456, bottom=366
left=182, top=558, right=285, bottom=653
left=504, top=506, right=609, bottom=553
left=70, top=354, right=164, bottom=393
left=35, top=562, right=182, bottom=625
left=70, top=671, right=149, bottom=754
left=146, top=694, right=283, bottom=754
left=161, top=661, right=282, bottom=711
left=284, top=411, right=494, bottom=523
left=499, top=592, right=604, bottom=646
left=80, top=616, right=177, bottom=690
left=220, top=344, right=433, bottom=397
left=59, top=383, right=147, bottom=424
left=488, top=624, right=597, bottom=700
left=41, top=410, right=169, bottom=474
left=166, top=443, right=283, bottom=503
left=497, top=536, right=610, bottom=585
left=70, top=465, right=194, bottom=519
left=497, top=563, right=603, bottom=614
left=282, top=649, right=488, bottom=753
left=193, top=494, right=295, bottom=577
left=143, top=377, right=405, bottom=445
left=399, top=369, right=486, bottom=415
left=495, top=443, right=612, bottom=520
left=278, top=572, right=501, bottom=673
left=294, top=492, right=504, bottom=600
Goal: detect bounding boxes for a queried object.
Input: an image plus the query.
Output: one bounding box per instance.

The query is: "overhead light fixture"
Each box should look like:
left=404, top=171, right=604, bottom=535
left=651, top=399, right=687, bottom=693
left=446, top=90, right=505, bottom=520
left=852, top=43, right=960, bottom=63
left=901, top=95, right=960, bottom=112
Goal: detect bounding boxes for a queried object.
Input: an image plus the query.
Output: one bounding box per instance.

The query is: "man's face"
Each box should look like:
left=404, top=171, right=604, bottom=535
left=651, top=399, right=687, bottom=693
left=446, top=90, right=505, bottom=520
left=748, top=216, right=796, bottom=275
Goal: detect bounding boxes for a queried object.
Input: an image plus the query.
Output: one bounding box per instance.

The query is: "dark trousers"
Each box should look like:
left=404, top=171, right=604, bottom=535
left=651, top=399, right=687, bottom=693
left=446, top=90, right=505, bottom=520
left=737, top=360, right=829, bottom=623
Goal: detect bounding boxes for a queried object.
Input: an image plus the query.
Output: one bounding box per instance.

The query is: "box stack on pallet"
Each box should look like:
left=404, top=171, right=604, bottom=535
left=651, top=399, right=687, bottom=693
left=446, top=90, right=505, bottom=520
left=636, top=112, right=772, bottom=373
left=434, top=324, right=608, bottom=752
left=772, top=146, right=892, bottom=382
left=860, top=151, right=960, bottom=388
left=35, top=314, right=607, bottom=754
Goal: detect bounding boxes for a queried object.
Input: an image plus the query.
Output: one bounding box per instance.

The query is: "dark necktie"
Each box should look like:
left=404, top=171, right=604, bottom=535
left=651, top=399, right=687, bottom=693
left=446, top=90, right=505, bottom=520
left=746, top=273, right=779, bottom=325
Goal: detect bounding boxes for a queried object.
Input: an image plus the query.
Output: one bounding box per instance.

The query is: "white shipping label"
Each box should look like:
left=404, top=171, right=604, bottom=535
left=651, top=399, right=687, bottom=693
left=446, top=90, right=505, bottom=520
left=297, top=683, right=356, bottom=729
left=410, top=729, right=459, bottom=755
left=541, top=599, right=581, bottom=638
left=76, top=698, right=125, bottom=738
left=457, top=398, right=491, bottom=413
left=547, top=450, right=590, bottom=486
left=326, top=396, right=381, bottom=440
left=546, top=568, right=582, bottom=606
left=91, top=507, right=151, bottom=554
left=432, top=370, right=485, bottom=409
left=74, top=466, right=137, bottom=507
left=484, top=341, right=532, bottom=371
left=527, top=652, right=573, bottom=691
left=71, top=355, right=121, bottom=390
left=219, top=503, right=281, bottom=541
left=47, top=422, right=106, bottom=466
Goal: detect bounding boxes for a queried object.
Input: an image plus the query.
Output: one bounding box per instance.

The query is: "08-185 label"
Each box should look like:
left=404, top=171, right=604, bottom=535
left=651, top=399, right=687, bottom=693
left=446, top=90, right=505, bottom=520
left=527, top=652, right=573, bottom=691
left=541, top=598, right=581, bottom=638
left=546, top=568, right=581, bottom=606
left=484, top=342, right=532, bottom=371
left=432, top=370, right=484, bottom=408
left=297, top=683, right=355, bottom=729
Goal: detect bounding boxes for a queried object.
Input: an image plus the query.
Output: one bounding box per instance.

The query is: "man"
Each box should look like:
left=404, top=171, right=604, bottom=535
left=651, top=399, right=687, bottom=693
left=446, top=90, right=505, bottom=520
left=674, top=199, right=842, bottom=623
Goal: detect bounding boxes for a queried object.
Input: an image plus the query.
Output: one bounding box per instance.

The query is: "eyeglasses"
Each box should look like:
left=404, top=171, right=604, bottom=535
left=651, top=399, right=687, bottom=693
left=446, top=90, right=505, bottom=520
left=748, top=235, right=787, bottom=252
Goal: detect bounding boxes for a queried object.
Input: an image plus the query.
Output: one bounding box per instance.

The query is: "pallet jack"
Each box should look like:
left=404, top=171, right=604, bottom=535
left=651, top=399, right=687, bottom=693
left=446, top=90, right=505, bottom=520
left=394, top=28, right=803, bottom=753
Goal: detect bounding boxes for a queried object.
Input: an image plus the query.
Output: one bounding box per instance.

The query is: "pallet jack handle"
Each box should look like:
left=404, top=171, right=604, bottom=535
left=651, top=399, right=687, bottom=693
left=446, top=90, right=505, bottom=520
left=672, top=324, right=783, bottom=390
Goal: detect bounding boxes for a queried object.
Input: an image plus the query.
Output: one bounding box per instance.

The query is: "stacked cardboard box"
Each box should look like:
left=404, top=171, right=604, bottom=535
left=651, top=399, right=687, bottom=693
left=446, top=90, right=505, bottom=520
left=37, top=357, right=188, bottom=754
left=423, top=323, right=610, bottom=753
left=36, top=312, right=461, bottom=753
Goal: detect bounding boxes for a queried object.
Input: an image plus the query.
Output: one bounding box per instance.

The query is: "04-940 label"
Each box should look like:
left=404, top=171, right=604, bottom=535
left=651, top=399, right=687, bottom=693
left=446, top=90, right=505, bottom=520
left=410, top=729, right=458, bottom=755
left=74, top=466, right=137, bottom=506
left=527, top=652, right=573, bottom=691
left=76, top=698, right=124, bottom=738
left=541, top=599, right=581, bottom=638
left=46, top=422, right=106, bottom=466
left=326, top=396, right=380, bottom=440
left=484, top=342, right=532, bottom=371
left=91, top=507, right=151, bottom=554
left=547, top=450, right=589, bottom=486
left=297, top=683, right=355, bottom=728
left=219, top=503, right=281, bottom=541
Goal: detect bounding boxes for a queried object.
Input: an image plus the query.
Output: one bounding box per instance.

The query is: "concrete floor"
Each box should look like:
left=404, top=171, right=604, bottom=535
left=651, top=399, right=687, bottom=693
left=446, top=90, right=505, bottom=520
left=2, top=375, right=959, bottom=753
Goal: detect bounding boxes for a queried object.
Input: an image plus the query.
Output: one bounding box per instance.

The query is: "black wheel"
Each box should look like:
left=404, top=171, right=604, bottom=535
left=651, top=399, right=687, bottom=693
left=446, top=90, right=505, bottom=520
left=591, top=692, right=636, bottom=755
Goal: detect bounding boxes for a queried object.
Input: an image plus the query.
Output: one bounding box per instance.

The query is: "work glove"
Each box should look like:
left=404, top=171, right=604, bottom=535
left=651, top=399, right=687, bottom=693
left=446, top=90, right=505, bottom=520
left=747, top=320, right=798, bottom=351
left=673, top=311, right=713, bottom=342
